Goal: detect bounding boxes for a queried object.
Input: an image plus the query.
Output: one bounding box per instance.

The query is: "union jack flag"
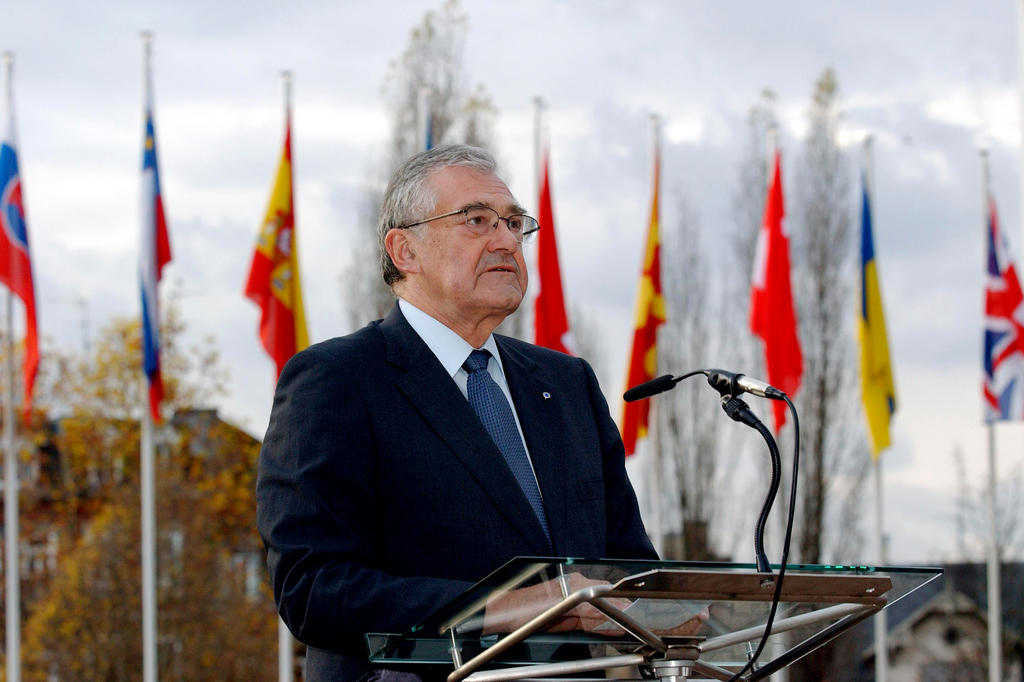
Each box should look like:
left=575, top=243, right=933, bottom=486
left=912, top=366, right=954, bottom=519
left=983, top=196, right=1024, bottom=421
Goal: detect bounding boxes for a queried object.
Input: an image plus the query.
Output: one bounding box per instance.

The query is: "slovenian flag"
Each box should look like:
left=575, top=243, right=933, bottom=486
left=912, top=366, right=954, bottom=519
left=139, top=72, right=171, bottom=423
left=0, top=59, right=39, bottom=423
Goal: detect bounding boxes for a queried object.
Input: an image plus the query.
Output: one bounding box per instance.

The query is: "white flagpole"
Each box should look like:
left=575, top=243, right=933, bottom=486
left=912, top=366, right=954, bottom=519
left=2, top=50, right=21, bottom=682
left=1018, top=0, right=1024, bottom=271
left=533, top=96, right=544, bottom=198
left=525, top=95, right=545, bottom=343
left=416, top=86, right=430, bottom=152
left=764, top=124, right=791, bottom=682
left=986, top=423, right=1001, bottom=682
left=139, top=31, right=158, bottom=682
left=648, top=112, right=664, bottom=557
left=980, top=149, right=1002, bottom=682
left=864, top=136, right=889, bottom=682
left=277, top=70, right=296, bottom=682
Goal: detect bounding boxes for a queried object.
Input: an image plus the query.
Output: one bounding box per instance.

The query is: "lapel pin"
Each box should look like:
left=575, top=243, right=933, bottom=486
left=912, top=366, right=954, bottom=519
left=542, top=392, right=551, bottom=400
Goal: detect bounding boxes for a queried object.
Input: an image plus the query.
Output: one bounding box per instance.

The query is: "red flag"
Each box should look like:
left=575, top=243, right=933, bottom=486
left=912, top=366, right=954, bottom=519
left=533, top=150, right=574, bottom=355
left=621, top=149, right=665, bottom=457
left=244, top=105, right=308, bottom=378
left=750, top=150, right=802, bottom=430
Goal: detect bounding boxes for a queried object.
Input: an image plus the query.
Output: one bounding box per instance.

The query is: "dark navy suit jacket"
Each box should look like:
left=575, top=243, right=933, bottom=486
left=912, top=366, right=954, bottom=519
left=256, top=305, right=655, bottom=679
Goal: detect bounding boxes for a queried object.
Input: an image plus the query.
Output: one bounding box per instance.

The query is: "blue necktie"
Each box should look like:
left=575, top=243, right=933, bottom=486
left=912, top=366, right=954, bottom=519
left=463, top=349, right=551, bottom=547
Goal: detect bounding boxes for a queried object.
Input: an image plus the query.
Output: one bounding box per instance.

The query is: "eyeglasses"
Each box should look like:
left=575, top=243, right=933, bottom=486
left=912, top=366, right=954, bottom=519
left=395, top=205, right=541, bottom=244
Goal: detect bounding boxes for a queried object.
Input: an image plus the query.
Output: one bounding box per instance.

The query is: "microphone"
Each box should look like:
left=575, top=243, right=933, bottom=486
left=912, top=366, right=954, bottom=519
left=706, top=369, right=785, bottom=400
left=622, top=374, right=680, bottom=402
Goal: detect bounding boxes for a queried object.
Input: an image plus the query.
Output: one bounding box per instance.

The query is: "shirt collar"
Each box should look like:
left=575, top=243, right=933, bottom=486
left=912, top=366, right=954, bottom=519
left=398, top=298, right=504, bottom=378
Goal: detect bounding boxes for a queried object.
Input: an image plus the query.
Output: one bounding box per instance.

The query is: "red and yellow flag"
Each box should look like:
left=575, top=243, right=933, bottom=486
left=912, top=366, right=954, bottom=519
left=244, top=109, right=308, bottom=378
left=621, top=149, right=665, bottom=457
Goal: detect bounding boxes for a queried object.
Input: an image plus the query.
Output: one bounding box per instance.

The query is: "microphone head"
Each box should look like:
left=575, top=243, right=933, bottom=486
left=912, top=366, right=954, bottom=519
left=623, top=374, right=678, bottom=402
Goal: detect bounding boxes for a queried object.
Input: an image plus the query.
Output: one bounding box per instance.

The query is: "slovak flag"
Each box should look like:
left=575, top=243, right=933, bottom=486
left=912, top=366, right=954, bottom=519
left=139, top=86, right=171, bottom=423
left=983, top=195, right=1024, bottom=421
left=0, top=68, right=39, bottom=422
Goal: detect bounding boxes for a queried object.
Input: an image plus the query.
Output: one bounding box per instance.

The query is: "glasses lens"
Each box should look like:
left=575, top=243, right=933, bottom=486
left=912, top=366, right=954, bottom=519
left=463, top=206, right=499, bottom=235
left=519, top=217, right=539, bottom=243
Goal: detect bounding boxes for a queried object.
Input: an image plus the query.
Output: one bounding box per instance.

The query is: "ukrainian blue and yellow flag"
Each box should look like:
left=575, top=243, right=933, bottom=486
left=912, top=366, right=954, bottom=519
left=858, top=170, right=896, bottom=458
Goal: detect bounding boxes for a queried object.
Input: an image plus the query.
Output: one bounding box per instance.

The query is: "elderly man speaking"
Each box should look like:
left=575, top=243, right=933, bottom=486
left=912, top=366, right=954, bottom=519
left=256, top=144, right=655, bottom=681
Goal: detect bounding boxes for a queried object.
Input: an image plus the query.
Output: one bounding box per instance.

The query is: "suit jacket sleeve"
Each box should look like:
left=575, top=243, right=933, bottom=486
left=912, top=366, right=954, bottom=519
left=256, top=343, right=472, bottom=653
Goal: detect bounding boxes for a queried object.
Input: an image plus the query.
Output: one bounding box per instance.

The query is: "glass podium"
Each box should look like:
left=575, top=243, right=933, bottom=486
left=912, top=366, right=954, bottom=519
left=367, top=557, right=942, bottom=681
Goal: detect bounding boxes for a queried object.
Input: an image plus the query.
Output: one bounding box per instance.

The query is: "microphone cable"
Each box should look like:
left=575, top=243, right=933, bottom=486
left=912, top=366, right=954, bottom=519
left=725, top=393, right=799, bottom=682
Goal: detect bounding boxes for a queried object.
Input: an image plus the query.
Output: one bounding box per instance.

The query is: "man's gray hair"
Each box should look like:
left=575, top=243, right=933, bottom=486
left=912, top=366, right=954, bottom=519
left=378, top=144, right=499, bottom=286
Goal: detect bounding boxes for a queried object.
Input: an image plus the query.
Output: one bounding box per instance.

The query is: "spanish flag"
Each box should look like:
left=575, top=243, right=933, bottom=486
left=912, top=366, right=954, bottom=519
left=621, top=148, right=665, bottom=457
left=244, top=89, right=308, bottom=378
left=858, top=170, right=896, bottom=458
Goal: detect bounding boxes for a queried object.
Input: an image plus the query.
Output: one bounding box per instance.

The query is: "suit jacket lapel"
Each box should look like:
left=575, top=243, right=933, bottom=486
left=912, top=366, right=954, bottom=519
left=380, top=305, right=551, bottom=554
left=497, top=338, right=569, bottom=556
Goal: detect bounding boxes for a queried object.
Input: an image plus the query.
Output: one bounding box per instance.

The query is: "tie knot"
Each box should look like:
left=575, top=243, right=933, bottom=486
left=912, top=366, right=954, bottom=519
left=463, top=349, right=491, bottom=374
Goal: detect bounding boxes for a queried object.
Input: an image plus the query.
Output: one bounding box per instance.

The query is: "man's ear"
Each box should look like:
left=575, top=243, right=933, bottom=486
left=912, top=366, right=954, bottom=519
left=384, top=228, right=421, bottom=275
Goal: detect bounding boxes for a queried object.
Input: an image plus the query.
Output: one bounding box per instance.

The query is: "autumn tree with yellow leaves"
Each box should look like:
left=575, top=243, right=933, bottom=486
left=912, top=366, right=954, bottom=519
left=0, top=307, right=277, bottom=680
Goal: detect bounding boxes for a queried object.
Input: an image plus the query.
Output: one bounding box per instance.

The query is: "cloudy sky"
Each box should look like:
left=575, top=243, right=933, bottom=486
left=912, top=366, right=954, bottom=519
left=4, top=0, right=1023, bottom=565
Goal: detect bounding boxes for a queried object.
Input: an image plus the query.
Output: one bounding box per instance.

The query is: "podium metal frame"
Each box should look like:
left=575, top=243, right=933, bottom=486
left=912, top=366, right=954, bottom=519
left=366, top=558, right=942, bottom=681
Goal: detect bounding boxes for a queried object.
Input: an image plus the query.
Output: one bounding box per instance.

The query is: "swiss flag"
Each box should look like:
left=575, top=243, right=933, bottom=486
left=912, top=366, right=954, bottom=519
left=750, top=150, right=802, bottom=430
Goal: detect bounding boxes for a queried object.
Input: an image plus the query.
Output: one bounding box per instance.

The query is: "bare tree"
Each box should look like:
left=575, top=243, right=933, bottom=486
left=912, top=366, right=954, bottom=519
left=953, top=445, right=1024, bottom=561
left=654, top=192, right=731, bottom=559
left=729, top=89, right=777, bottom=292
left=342, top=0, right=501, bottom=332
left=567, top=302, right=608, bottom=390
left=790, top=68, right=867, bottom=564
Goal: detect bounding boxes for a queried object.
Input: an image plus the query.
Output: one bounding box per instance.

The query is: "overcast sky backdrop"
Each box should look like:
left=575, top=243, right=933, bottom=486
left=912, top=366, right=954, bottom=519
left=4, top=0, right=1023, bottom=564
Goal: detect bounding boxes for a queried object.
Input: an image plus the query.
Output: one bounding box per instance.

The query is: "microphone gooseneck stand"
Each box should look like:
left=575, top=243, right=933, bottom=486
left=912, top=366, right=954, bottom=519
left=718, top=394, right=780, bottom=576
left=622, top=368, right=801, bottom=680
left=721, top=393, right=800, bottom=682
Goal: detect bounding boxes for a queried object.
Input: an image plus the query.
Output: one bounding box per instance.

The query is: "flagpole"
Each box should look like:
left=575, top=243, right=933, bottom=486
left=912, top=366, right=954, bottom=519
left=986, top=422, right=1001, bottom=682
left=533, top=96, right=544, bottom=198
left=647, top=112, right=664, bottom=557
left=1018, top=0, right=1024, bottom=268
left=766, top=123, right=787, bottom=558
left=980, top=149, right=1002, bottom=682
left=3, top=289, right=17, bottom=682
left=764, top=123, right=792, bottom=682
left=533, top=96, right=545, bottom=333
left=2, top=50, right=21, bottom=682
left=417, top=86, right=429, bottom=152
left=863, top=135, right=890, bottom=682
left=139, top=31, right=159, bottom=682
left=276, top=69, right=296, bottom=682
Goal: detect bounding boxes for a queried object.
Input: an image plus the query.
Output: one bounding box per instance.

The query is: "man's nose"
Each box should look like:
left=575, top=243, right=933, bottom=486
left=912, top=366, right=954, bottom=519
left=488, top=218, right=520, bottom=250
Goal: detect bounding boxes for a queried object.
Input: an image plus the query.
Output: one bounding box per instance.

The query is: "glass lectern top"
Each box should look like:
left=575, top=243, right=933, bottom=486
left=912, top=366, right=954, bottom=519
left=367, top=557, right=941, bottom=681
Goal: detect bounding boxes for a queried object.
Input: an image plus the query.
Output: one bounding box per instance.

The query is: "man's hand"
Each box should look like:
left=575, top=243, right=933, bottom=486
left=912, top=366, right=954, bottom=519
left=482, top=572, right=628, bottom=634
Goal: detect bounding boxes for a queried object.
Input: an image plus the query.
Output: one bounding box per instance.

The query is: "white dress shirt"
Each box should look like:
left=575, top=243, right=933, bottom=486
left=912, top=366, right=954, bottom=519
left=397, top=298, right=541, bottom=488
